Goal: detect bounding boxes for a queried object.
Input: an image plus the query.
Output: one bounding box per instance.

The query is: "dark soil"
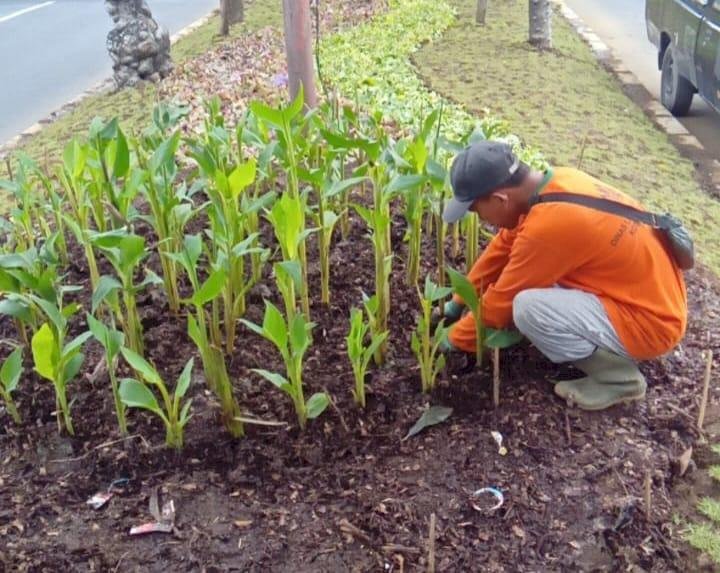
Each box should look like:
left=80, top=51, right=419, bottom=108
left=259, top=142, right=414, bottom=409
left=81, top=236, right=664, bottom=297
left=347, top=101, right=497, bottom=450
left=1, top=186, right=719, bottom=572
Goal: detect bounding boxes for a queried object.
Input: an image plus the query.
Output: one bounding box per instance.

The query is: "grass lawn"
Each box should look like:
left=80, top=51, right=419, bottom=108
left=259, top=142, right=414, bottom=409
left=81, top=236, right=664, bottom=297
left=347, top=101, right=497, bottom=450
left=414, top=0, right=720, bottom=274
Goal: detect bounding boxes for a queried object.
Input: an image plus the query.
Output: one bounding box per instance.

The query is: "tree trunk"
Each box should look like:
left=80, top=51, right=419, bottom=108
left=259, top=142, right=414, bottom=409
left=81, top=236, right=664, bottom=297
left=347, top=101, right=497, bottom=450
left=282, top=0, right=318, bottom=108
left=476, top=0, right=488, bottom=25
left=220, top=0, right=244, bottom=36
left=528, top=0, right=552, bottom=50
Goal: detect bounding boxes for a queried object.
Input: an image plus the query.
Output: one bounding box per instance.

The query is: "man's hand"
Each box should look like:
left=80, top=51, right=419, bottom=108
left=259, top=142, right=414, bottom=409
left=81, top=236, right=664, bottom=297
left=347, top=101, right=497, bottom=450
left=430, top=299, right=465, bottom=333
left=437, top=324, right=478, bottom=375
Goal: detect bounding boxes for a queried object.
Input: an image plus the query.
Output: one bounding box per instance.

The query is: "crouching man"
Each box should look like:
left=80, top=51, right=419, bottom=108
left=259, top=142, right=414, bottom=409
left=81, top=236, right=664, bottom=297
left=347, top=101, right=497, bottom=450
left=441, top=141, right=688, bottom=410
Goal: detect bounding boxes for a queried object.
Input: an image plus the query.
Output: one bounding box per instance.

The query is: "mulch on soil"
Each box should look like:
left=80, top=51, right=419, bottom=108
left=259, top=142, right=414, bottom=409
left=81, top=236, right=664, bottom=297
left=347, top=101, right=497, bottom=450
left=1, top=185, right=718, bottom=572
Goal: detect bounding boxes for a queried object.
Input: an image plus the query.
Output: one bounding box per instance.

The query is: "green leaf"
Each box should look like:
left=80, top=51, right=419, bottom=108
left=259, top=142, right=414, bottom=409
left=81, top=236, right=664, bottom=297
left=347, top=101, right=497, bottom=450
left=191, top=269, right=226, bottom=307
left=423, top=275, right=453, bottom=303
left=289, top=313, right=310, bottom=355
left=183, top=234, right=203, bottom=266
left=252, top=369, right=292, bottom=394
left=31, top=297, right=65, bottom=334
left=239, top=318, right=265, bottom=339
left=119, top=378, right=162, bottom=414
left=410, top=331, right=420, bottom=356
left=118, top=235, right=146, bottom=272
left=403, top=405, right=453, bottom=440
left=365, top=331, right=388, bottom=366
left=175, top=358, right=194, bottom=400
left=121, top=347, right=162, bottom=386
left=149, top=131, right=180, bottom=175
left=386, top=174, right=427, bottom=195
left=306, top=392, right=329, bottom=420
left=0, top=298, right=31, bottom=322
left=62, top=331, right=92, bottom=359
left=187, top=313, right=204, bottom=348
left=92, top=275, right=122, bottom=313
left=484, top=329, right=524, bottom=349
left=113, top=127, right=130, bottom=179
left=249, top=101, right=284, bottom=128
left=325, top=176, right=367, bottom=199
left=285, top=84, right=305, bottom=122
left=31, top=323, right=56, bottom=381
left=228, top=159, right=257, bottom=199
left=179, top=399, right=193, bottom=425
left=1, top=347, right=23, bottom=393
left=89, top=228, right=129, bottom=250
left=87, top=314, right=124, bottom=358
left=62, top=352, right=84, bottom=382
left=446, top=268, right=479, bottom=314
left=262, top=302, right=288, bottom=351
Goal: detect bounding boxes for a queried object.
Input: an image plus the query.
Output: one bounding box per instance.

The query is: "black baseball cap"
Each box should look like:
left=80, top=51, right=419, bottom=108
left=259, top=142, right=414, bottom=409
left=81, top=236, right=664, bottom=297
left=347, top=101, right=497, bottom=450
left=443, top=141, right=520, bottom=224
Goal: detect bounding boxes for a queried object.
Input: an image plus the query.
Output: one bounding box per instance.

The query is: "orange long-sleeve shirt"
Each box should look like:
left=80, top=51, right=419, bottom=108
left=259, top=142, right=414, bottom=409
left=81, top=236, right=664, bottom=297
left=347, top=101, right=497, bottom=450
left=449, top=167, right=687, bottom=360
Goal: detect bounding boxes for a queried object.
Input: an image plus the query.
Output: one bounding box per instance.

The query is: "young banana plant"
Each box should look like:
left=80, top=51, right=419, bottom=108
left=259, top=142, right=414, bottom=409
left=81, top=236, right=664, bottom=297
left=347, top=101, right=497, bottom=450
left=0, top=347, right=23, bottom=424
left=90, top=230, right=160, bottom=355
left=0, top=243, right=64, bottom=345
left=86, top=314, right=127, bottom=435
left=120, top=349, right=194, bottom=450
left=241, top=301, right=328, bottom=430
left=346, top=307, right=388, bottom=408
left=30, top=296, right=92, bottom=436
left=135, top=129, right=194, bottom=314
left=168, top=234, right=244, bottom=438
left=58, top=139, right=101, bottom=291
left=300, top=155, right=364, bottom=305
left=266, top=192, right=316, bottom=317
left=411, top=276, right=452, bottom=393
left=250, top=87, right=313, bottom=317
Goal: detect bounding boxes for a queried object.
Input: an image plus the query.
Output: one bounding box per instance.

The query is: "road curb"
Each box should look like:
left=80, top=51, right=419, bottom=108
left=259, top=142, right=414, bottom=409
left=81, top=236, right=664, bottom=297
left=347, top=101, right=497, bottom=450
left=0, top=8, right=219, bottom=161
left=551, top=0, right=720, bottom=197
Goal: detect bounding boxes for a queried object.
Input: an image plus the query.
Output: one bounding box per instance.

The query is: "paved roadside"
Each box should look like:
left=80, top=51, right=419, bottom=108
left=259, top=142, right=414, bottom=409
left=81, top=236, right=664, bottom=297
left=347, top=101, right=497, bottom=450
left=562, top=0, right=720, bottom=161
left=0, top=0, right=218, bottom=146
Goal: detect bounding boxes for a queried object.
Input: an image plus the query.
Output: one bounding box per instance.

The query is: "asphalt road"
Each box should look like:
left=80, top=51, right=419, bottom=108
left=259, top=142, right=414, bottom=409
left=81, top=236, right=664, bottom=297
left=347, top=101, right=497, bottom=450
left=563, top=0, right=720, bottom=160
left=0, top=0, right=218, bottom=146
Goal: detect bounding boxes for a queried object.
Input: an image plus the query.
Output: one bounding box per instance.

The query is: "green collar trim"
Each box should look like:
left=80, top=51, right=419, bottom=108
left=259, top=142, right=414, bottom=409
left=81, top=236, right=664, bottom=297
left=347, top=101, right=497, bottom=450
left=529, top=168, right=554, bottom=205
left=536, top=168, right=554, bottom=195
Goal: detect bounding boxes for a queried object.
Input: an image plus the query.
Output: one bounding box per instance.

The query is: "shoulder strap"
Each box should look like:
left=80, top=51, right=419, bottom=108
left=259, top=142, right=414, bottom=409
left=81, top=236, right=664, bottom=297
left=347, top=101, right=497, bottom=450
left=530, top=192, right=672, bottom=229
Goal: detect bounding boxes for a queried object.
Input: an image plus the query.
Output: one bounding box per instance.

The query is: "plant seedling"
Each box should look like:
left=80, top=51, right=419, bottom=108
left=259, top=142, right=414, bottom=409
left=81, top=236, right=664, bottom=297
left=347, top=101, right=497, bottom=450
left=32, top=320, right=92, bottom=436
left=119, top=348, right=194, bottom=450
left=241, top=301, right=328, bottom=430
left=346, top=307, right=388, bottom=408
left=168, top=234, right=244, bottom=438
left=411, top=276, right=452, bottom=393
left=0, top=347, right=23, bottom=423
left=87, top=314, right=127, bottom=435
left=447, top=267, right=484, bottom=366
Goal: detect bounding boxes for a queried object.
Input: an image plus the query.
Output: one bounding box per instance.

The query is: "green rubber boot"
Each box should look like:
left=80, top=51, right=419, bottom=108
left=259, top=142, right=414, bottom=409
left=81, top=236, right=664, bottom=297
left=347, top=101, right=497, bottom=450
left=554, top=349, right=647, bottom=411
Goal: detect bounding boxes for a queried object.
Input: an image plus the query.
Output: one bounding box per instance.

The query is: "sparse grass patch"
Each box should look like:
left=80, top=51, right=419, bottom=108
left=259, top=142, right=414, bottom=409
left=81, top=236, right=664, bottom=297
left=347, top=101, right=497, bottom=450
left=414, top=0, right=720, bottom=273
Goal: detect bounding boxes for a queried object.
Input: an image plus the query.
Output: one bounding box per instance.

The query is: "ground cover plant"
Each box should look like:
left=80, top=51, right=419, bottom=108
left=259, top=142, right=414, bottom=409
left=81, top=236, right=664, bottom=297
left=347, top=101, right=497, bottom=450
left=0, top=0, right=719, bottom=571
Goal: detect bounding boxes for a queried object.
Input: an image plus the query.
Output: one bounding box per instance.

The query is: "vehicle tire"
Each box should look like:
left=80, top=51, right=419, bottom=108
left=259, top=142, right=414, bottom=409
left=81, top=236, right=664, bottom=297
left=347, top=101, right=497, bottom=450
left=661, top=45, right=694, bottom=116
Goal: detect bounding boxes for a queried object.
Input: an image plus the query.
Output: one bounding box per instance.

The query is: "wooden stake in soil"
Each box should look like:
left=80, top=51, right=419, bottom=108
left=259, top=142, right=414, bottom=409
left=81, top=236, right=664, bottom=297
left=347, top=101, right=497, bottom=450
left=643, top=470, right=652, bottom=520
left=493, top=348, right=500, bottom=407
left=427, top=513, right=436, bottom=573
left=697, top=350, right=713, bottom=431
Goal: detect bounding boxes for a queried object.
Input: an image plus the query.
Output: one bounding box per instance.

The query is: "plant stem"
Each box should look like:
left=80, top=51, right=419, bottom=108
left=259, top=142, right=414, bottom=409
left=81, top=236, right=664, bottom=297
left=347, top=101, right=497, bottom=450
left=2, top=392, right=21, bottom=423
left=435, top=214, right=445, bottom=289
left=108, top=358, right=127, bottom=435
left=57, top=385, right=74, bottom=436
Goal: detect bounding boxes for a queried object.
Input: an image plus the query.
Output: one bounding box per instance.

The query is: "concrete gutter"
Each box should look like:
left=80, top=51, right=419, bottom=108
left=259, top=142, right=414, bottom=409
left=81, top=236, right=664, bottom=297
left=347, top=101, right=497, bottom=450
left=0, top=9, right=219, bottom=161
left=551, top=0, right=720, bottom=197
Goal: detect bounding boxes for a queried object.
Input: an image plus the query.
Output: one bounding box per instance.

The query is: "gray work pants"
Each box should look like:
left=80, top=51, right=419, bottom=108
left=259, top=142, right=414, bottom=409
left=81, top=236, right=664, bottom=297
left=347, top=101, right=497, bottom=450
left=512, top=288, right=630, bottom=363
